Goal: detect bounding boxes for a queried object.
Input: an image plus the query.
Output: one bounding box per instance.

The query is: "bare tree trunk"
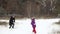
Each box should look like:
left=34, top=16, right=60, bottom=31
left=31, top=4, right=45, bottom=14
left=26, top=1, right=31, bottom=18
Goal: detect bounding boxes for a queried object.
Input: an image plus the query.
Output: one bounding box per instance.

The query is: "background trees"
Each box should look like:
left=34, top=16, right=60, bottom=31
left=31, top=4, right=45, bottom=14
left=0, top=0, right=60, bottom=18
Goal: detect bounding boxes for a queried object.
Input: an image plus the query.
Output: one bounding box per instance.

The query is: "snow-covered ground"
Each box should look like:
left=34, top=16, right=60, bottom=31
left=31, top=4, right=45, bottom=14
left=0, top=18, right=60, bottom=34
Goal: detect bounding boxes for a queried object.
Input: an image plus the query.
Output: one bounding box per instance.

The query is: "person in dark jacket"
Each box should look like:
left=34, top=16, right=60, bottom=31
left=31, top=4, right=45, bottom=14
left=31, top=17, right=36, bottom=33
left=9, top=16, right=15, bottom=29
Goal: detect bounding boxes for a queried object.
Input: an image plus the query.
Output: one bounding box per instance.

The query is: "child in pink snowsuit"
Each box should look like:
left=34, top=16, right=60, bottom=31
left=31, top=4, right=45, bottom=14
left=31, top=18, right=36, bottom=33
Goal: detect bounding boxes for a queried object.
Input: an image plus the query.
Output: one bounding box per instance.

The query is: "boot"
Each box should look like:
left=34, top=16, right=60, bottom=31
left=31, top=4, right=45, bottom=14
left=9, top=25, right=11, bottom=29
left=33, top=29, right=36, bottom=33
left=12, top=25, right=14, bottom=28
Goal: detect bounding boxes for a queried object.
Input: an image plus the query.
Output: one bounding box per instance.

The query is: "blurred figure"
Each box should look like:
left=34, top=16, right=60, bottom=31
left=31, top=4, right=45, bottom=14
left=9, top=16, right=15, bottom=29
left=31, top=17, right=36, bottom=34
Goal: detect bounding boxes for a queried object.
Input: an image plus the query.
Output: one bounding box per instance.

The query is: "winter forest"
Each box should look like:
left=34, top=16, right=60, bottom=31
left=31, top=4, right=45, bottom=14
left=0, top=0, right=60, bottom=18
left=0, top=0, right=60, bottom=34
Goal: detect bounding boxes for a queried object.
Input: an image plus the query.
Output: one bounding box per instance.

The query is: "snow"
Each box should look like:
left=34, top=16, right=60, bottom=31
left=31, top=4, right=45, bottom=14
left=0, top=18, right=60, bottom=34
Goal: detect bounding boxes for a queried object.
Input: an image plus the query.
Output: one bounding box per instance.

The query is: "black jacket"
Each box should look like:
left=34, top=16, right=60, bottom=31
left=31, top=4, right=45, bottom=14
left=9, top=16, right=15, bottom=25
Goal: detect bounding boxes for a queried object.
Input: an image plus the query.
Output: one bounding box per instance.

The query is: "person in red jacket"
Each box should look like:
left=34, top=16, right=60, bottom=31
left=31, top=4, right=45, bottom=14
left=31, top=17, right=36, bottom=33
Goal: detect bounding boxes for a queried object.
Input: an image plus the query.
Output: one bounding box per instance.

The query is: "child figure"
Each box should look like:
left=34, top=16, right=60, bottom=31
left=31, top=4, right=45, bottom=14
left=31, top=17, right=36, bottom=34
left=9, top=16, right=15, bottom=29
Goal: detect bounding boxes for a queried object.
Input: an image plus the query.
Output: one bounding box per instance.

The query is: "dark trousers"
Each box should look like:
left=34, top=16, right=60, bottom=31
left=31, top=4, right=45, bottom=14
left=9, top=23, right=14, bottom=28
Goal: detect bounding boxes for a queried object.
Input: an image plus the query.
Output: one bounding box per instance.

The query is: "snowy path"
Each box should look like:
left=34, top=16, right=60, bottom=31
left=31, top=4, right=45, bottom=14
left=0, top=18, right=60, bottom=34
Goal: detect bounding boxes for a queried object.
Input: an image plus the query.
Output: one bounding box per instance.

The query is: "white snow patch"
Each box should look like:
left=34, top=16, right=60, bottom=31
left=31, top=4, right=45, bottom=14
left=0, top=18, right=60, bottom=34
